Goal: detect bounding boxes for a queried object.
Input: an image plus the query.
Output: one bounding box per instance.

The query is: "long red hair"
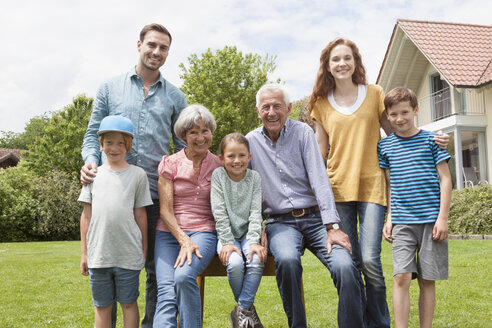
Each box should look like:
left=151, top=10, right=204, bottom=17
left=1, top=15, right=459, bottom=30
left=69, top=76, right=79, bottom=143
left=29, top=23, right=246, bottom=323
left=307, top=38, right=367, bottom=113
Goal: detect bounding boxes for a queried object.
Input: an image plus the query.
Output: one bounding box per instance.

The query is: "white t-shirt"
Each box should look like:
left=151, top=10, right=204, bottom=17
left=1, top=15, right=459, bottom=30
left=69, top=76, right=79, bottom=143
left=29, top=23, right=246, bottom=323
left=78, top=165, right=152, bottom=270
left=328, top=84, right=367, bottom=115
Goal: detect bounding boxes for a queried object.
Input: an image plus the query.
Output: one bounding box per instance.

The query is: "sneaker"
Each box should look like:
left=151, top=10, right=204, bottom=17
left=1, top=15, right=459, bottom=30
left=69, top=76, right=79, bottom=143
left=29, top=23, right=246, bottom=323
left=249, top=305, right=264, bottom=328
left=230, top=305, right=239, bottom=328
left=237, top=306, right=255, bottom=328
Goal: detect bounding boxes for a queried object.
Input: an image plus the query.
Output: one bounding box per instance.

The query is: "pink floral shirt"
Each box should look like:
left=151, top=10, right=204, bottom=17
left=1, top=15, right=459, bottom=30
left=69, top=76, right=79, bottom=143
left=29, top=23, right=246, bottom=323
left=157, top=149, right=222, bottom=232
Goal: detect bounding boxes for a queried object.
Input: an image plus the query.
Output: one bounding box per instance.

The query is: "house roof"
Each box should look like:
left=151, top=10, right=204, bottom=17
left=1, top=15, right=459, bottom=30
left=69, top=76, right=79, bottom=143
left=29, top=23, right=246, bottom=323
left=0, top=148, right=22, bottom=163
left=377, top=19, right=492, bottom=88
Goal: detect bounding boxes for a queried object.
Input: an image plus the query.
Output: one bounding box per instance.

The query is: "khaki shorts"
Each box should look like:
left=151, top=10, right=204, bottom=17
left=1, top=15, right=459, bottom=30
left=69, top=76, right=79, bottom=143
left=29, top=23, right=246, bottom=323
left=392, top=223, right=448, bottom=280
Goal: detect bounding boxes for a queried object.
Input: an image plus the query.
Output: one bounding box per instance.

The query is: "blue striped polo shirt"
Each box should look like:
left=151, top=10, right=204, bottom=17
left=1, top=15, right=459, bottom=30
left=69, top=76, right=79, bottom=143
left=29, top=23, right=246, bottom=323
left=377, top=130, right=450, bottom=224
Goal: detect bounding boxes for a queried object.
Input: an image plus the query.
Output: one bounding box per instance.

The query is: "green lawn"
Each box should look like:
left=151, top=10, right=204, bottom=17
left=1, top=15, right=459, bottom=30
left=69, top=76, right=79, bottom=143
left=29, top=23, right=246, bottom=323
left=0, top=240, right=490, bottom=327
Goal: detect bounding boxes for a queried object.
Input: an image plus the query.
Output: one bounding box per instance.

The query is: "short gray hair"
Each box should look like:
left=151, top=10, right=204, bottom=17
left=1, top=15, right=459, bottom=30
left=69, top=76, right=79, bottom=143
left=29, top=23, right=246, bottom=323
left=174, top=104, right=217, bottom=141
left=256, top=83, right=291, bottom=108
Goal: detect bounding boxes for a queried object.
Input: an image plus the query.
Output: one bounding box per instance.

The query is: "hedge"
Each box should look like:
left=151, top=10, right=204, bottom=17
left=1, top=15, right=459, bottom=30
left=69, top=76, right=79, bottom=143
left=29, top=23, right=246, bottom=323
left=448, top=184, right=492, bottom=235
left=0, top=167, right=82, bottom=242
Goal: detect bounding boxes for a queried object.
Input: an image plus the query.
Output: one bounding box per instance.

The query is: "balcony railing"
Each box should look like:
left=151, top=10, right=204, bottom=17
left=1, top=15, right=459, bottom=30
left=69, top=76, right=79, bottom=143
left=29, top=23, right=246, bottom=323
left=418, top=87, right=486, bottom=124
left=459, top=89, right=486, bottom=115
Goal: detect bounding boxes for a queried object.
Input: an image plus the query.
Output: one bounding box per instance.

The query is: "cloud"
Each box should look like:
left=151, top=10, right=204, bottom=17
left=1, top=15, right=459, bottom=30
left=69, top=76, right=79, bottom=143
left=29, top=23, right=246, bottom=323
left=0, top=0, right=490, bottom=132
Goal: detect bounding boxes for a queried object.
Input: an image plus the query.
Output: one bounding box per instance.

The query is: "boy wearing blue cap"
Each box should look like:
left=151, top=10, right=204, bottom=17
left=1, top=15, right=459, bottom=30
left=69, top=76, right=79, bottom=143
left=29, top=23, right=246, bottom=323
left=78, top=115, right=153, bottom=328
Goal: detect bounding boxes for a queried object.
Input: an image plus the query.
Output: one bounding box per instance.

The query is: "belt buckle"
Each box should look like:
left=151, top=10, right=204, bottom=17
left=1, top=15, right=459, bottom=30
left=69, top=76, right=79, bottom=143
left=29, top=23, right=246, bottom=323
left=291, top=208, right=305, bottom=218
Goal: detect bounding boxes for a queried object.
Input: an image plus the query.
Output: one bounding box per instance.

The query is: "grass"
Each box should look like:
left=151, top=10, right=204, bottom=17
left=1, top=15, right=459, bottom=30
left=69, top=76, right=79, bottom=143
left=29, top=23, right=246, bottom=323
left=0, top=240, right=490, bottom=327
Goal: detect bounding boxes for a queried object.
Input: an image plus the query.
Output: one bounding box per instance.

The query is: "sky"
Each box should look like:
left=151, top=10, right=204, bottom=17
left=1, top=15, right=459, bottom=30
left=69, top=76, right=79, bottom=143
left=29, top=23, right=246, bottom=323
left=0, top=0, right=490, bottom=133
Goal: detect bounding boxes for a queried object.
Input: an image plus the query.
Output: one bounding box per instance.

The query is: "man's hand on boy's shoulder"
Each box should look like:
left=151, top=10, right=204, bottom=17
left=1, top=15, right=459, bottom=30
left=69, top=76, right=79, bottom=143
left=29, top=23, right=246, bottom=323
left=80, top=162, right=98, bottom=185
left=434, top=130, right=449, bottom=150
left=433, top=217, right=448, bottom=241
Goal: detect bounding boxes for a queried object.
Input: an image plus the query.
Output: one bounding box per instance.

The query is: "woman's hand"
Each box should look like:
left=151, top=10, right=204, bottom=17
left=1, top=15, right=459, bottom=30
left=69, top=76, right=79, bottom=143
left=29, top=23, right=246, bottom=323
left=219, top=244, right=242, bottom=265
left=434, top=130, right=449, bottom=149
left=174, top=235, right=203, bottom=268
left=383, top=218, right=393, bottom=243
left=249, top=243, right=267, bottom=264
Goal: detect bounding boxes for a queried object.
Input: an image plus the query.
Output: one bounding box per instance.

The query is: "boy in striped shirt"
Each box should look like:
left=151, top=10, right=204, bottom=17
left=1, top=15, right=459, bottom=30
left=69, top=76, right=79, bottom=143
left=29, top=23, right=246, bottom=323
left=377, top=87, right=452, bottom=328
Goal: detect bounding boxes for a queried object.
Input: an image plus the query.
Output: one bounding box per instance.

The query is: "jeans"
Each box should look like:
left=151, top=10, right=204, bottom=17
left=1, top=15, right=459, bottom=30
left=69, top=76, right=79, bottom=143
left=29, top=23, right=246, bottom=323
left=141, top=201, right=160, bottom=328
left=336, top=202, right=390, bottom=328
left=154, top=230, right=217, bottom=328
left=217, top=239, right=265, bottom=310
left=265, top=214, right=366, bottom=328
left=89, top=267, right=140, bottom=307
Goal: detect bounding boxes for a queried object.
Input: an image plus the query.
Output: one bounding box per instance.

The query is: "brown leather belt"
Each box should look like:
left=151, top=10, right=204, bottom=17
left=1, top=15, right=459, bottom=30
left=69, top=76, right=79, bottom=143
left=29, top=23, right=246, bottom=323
left=269, top=205, right=320, bottom=218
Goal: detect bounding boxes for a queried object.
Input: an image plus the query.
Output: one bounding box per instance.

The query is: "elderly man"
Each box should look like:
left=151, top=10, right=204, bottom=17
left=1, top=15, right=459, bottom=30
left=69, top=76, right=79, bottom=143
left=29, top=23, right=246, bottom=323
left=246, top=83, right=366, bottom=328
left=80, top=23, right=187, bottom=328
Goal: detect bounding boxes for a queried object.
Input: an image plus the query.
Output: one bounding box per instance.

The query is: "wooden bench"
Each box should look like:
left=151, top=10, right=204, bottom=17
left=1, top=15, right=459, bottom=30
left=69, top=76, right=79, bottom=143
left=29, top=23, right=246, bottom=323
left=197, top=254, right=305, bottom=322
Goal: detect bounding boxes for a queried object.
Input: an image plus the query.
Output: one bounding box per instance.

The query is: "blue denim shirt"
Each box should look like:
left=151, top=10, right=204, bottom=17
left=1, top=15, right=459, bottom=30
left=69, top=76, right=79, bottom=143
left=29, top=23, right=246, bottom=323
left=246, top=119, right=340, bottom=225
left=81, top=67, right=187, bottom=199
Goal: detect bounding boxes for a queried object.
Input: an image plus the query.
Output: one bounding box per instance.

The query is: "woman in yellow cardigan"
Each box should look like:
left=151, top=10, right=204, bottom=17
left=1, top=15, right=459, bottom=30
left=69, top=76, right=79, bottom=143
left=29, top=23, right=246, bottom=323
left=307, top=37, right=447, bottom=328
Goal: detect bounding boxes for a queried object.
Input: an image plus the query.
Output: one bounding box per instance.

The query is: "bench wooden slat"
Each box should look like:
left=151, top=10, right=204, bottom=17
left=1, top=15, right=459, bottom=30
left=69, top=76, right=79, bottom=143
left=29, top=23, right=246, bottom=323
left=197, top=254, right=305, bottom=322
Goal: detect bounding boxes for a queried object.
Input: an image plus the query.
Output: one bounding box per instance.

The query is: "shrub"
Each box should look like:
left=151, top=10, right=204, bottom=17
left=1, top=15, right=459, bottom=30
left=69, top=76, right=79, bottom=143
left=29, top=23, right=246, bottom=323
left=31, top=170, right=82, bottom=240
left=448, top=184, right=492, bottom=234
left=0, top=167, right=37, bottom=241
left=0, top=168, right=82, bottom=242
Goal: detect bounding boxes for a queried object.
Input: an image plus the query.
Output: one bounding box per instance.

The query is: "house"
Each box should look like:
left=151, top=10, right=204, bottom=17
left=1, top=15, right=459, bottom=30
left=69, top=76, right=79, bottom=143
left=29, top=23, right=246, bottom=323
left=377, top=19, right=492, bottom=189
left=0, top=148, right=22, bottom=169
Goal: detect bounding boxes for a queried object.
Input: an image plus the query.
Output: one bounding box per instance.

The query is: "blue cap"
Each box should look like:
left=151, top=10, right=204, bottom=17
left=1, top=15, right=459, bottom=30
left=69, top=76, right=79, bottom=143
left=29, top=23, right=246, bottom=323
left=97, top=115, right=134, bottom=137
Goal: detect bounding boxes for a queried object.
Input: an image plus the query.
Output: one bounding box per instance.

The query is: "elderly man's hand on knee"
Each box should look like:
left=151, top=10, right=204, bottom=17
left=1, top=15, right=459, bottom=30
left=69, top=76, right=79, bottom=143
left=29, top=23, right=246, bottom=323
left=326, top=227, right=352, bottom=254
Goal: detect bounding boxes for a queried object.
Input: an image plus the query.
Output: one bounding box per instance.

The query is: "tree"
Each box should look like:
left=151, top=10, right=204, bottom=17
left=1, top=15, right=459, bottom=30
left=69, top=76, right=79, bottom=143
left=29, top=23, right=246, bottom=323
left=21, top=94, right=93, bottom=178
left=0, top=131, right=22, bottom=149
left=0, top=115, right=50, bottom=150
left=179, top=46, right=277, bottom=153
left=289, top=96, right=310, bottom=123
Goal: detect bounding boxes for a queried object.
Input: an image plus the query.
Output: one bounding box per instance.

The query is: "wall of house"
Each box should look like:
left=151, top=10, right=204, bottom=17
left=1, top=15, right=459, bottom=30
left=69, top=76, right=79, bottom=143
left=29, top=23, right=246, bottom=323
left=484, top=86, right=492, bottom=181
left=416, top=63, right=434, bottom=126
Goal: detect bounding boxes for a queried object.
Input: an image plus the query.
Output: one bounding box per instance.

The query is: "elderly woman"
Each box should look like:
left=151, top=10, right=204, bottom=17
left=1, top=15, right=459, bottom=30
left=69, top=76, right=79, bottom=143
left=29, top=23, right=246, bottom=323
left=153, top=105, right=222, bottom=327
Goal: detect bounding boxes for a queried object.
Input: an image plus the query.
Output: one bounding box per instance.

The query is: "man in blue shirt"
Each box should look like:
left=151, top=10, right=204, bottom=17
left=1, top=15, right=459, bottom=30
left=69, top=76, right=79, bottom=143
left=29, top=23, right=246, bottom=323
left=80, top=23, right=187, bottom=328
left=246, top=83, right=366, bottom=328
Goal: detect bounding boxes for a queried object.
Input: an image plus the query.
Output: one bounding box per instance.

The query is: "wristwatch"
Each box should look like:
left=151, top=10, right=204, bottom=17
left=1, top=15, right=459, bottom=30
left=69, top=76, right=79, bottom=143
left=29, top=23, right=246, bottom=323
left=327, top=223, right=340, bottom=231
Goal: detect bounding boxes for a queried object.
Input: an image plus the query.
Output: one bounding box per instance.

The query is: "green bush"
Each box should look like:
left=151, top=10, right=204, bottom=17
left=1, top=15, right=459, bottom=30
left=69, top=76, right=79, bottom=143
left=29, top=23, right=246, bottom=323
left=31, top=170, right=82, bottom=240
left=0, top=168, right=82, bottom=242
left=0, top=167, right=37, bottom=241
left=449, top=184, right=492, bottom=234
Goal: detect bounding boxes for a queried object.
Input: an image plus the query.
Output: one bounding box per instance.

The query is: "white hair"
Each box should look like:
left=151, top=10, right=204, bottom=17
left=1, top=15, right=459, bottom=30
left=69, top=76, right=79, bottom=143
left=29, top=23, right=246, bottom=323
left=255, top=83, right=291, bottom=107
left=174, top=104, right=217, bottom=141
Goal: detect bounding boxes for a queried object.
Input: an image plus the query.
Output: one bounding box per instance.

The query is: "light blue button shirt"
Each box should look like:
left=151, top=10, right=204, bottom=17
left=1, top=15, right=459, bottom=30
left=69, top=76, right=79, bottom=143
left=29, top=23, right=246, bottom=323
left=81, top=67, right=187, bottom=199
left=246, top=119, right=340, bottom=225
